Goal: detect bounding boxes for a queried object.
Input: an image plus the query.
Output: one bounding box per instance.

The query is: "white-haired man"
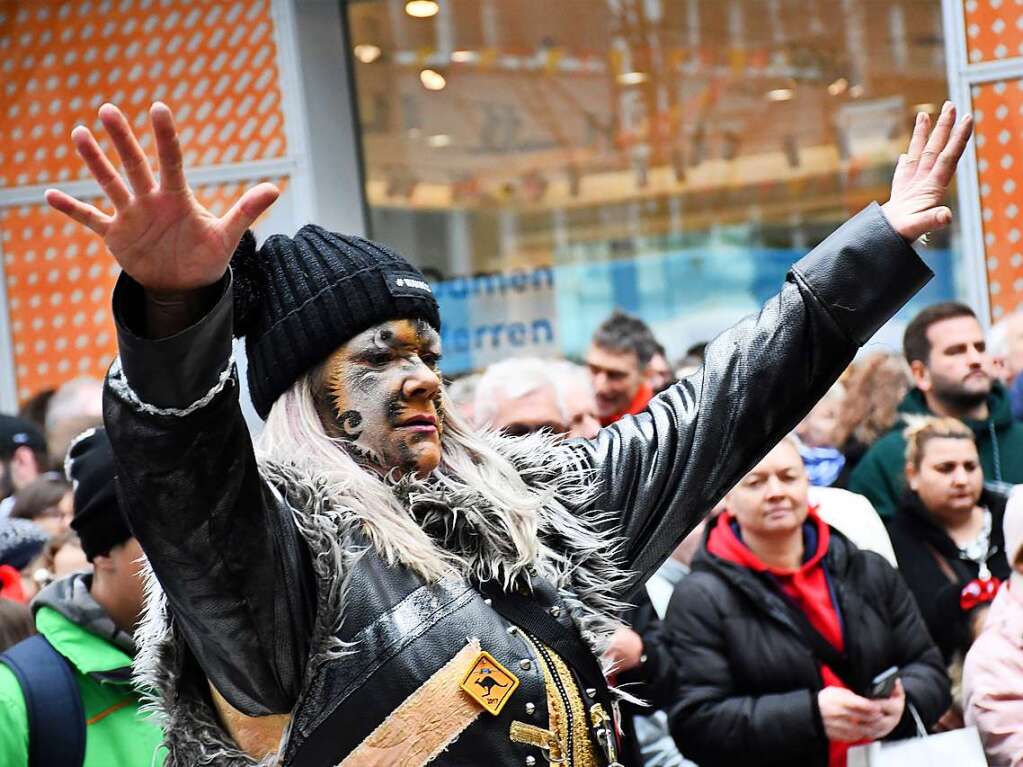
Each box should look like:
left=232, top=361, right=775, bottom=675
left=474, top=357, right=568, bottom=436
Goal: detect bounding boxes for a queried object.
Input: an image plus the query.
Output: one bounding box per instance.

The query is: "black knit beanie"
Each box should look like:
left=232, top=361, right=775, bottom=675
left=65, top=428, right=132, bottom=562
left=230, top=225, right=441, bottom=419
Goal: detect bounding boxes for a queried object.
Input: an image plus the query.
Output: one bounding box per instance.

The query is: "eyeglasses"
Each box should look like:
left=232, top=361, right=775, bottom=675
left=501, top=422, right=569, bottom=438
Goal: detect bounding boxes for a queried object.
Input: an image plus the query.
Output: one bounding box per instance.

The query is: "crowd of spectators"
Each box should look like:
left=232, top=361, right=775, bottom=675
left=2, top=299, right=1023, bottom=766
left=446, top=299, right=1023, bottom=766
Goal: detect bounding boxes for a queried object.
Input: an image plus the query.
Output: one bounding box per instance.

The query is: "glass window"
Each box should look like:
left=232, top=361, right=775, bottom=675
left=347, top=0, right=960, bottom=373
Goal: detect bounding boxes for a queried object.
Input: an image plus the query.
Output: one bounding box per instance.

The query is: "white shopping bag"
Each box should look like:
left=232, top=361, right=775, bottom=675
left=847, top=705, right=988, bottom=766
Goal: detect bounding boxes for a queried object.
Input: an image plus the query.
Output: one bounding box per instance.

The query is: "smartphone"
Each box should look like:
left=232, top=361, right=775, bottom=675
left=868, top=666, right=899, bottom=699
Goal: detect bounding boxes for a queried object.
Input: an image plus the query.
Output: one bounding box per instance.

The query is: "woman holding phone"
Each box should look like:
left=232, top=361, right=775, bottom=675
left=663, top=438, right=949, bottom=767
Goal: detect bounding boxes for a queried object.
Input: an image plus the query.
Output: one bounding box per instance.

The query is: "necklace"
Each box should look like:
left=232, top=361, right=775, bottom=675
left=958, top=507, right=994, bottom=580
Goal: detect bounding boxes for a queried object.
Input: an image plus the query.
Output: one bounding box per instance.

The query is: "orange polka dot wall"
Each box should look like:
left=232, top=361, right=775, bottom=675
left=961, top=0, right=1023, bottom=319
left=0, top=0, right=290, bottom=403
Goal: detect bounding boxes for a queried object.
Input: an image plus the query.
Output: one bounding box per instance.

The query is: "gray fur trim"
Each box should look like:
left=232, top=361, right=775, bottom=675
left=108, top=355, right=235, bottom=419
left=132, top=430, right=631, bottom=762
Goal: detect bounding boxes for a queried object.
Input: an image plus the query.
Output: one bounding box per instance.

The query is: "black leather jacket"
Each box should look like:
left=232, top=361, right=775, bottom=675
left=102, top=204, right=931, bottom=766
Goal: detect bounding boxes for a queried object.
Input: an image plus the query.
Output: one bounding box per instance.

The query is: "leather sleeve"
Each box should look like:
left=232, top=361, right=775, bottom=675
left=568, top=203, right=932, bottom=597
left=103, top=272, right=316, bottom=717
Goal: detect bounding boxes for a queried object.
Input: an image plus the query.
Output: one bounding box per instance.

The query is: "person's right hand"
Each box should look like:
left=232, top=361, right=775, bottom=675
left=45, top=102, right=279, bottom=297
left=817, top=686, right=884, bottom=743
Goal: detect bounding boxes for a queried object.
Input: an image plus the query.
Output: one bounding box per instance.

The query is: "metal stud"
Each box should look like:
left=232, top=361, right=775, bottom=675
left=519, top=659, right=532, bottom=671
left=483, top=598, right=492, bottom=606
left=549, top=606, right=561, bottom=618
left=525, top=702, right=536, bottom=715
left=525, top=757, right=536, bottom=766
left=586, top=688, right=597, bottom=698
left=507, top=625, right=518, bottom=635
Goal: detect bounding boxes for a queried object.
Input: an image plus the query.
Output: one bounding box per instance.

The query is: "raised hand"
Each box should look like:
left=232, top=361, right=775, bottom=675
left=45, top=102, right=279, bottom=297
left=882, top=100, right=973, bottom=242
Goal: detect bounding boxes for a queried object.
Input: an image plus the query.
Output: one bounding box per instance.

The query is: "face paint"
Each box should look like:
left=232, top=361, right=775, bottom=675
left=320, top=319, right=444, bottom=476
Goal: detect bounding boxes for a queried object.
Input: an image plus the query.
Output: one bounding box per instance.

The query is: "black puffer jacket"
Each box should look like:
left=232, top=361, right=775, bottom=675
left=663, top=527, right=949, bottom=767
left=887, top=489, right=1010, bottom=663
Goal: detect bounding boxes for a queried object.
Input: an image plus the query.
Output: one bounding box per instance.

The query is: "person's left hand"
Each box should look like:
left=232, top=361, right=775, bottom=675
left=881, top=100, right=973, bottom=242
left=867, top=679, right=907, bottom=741
left=604, top=627, right=645, bottom=673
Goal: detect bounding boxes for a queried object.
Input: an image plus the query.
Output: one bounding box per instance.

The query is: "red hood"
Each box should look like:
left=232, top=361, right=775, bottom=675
left=599, top=382, right=654, bottom=426
left=0, top=564, right=27, bottom=604
left=707, top=506, right=830, bottom=577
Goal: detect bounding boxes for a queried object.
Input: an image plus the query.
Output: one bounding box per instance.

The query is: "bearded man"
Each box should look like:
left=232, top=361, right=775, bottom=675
left=46, top=100, right=971, bottom=766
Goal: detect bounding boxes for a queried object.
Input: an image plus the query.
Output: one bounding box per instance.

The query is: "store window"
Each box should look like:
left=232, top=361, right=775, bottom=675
left=347, top=0, right=961, bottom=374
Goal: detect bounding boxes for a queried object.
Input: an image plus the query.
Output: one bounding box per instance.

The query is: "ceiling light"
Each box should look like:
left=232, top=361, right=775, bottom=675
left=617, top=71, right=648, bottom=86
left=912, top=102, right=937, bottom=114
left=419, top=68, right=446, bottom=90
left=405, top=0, right=439, bottom=18
left=849, top=84, right=864, bottom=98
left=427, top=134, right=451, bottom=148
left=451, top=49, right=478, bottom=63
left=766, top=88, right=793, bottom=102
left=353, top=44, right=381, bottom=64
left=827, top=77, right=848, bottom=96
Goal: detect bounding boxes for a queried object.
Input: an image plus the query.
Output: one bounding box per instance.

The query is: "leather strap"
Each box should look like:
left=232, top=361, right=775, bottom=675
left=0, top=634, right=86, bottom=767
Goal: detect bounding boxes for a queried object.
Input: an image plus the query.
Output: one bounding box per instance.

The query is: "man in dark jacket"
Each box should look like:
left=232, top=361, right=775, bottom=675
left=45, top=98, right=968, bottom=766
left=664, top=440, right=949, bottom=767
left=850, top=302, right=1023, bottom=516
left=609, top=590, right=682, bottom=766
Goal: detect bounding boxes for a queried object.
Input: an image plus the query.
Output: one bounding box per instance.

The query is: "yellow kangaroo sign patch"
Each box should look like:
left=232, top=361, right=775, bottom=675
left=459, top=650, right=520, bottom=716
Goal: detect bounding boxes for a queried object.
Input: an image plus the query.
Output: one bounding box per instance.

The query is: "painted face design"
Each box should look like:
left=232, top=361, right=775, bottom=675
left=321, top=319, right=444, bottom=477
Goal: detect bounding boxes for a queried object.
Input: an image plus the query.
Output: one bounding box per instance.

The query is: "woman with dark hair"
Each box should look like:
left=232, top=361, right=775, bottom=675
left=887, top=416, right=1011, bottom=664
left=10, top=476, right=73, bottom=538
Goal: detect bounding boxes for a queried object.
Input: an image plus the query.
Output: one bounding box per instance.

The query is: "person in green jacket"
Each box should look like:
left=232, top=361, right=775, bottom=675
left=850, top=302, right=1023, bottom=517
left=0, top=428, right=164, bottom=767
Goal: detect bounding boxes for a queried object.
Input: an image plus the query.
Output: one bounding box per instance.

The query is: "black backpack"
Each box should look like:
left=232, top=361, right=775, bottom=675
left=0, top=634, right=86, bottom=767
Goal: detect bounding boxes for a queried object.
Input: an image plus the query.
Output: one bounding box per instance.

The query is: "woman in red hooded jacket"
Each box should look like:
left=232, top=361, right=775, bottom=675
left=663, top=438, right=949, bottom=767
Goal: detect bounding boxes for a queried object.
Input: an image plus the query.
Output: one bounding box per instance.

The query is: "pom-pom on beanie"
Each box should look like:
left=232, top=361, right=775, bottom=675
left=229, top=225, right=441, bottom=418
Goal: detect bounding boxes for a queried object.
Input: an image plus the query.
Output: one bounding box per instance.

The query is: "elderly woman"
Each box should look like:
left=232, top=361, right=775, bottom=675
left=664, top=439, right=948, bottom=767
left=963, top=488, right=1023, bottom=766
left=887, top=417, right=1011, bottom=664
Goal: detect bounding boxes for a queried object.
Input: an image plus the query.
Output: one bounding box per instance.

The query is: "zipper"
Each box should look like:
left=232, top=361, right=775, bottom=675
left=521, top=628, right=575, bottom=763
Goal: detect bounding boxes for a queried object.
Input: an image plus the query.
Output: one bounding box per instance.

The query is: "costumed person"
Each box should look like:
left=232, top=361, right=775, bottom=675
left=45, top=99, right=971, bottom=766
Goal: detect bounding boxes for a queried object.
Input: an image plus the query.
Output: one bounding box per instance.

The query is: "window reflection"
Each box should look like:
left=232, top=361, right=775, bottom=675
left=347, top=0, right=958, bottom=372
